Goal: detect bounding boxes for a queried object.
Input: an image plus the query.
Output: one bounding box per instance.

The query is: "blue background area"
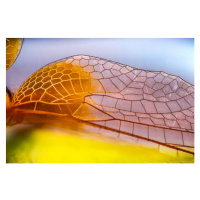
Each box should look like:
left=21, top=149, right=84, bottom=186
left=6, top=38, right=194, bottom=92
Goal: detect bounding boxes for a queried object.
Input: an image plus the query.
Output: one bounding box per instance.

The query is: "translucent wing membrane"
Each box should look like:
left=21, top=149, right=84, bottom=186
left=12, top=55, right=194, bottom=149
left=6, top=38, right=23, bottom=70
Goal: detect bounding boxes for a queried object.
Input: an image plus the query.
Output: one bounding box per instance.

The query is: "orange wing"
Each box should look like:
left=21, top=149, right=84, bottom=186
left=6, top=38, right=23, bottom=70
left=12, top=55, right=194, bottom=148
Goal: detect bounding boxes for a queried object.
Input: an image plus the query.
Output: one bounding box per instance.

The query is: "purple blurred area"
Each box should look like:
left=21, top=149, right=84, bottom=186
left=6, top=38, right=194, bottom=92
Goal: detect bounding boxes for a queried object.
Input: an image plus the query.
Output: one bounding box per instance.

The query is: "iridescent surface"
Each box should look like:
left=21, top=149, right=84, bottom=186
left=9, top=55, right=194, bottom=154
left=6, top=39, right=194, bottom=163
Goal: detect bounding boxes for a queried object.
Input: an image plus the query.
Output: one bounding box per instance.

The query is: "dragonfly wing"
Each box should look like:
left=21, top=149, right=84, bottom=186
left=70, top=55, right=194, bottom=148
left=12, top=55, right=194, bottom=148
left=6, top=38, right=23, bottom=70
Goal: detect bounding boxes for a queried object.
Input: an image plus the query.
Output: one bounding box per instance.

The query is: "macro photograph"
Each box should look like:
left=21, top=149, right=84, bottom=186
left=6, top=38, right=194, bottom=163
